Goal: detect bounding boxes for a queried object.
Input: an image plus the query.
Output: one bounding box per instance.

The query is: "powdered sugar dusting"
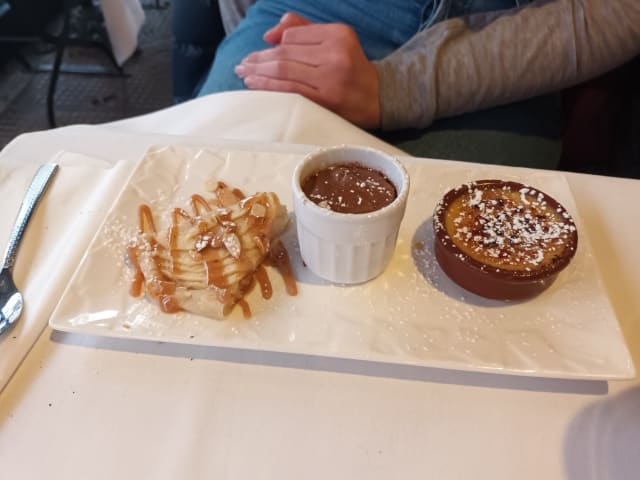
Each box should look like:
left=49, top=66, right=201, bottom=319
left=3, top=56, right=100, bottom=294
left=438, top=181, right=577, bottom=270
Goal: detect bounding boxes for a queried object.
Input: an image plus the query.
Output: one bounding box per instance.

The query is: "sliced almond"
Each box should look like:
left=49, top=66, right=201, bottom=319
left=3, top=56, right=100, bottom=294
left=221, top=220, right=237, bottom=232
left=250, top=203, right=266, bottom=218
left=194, top=235, right=210, bottom=252
left=222, top=232, right=242, bottom=259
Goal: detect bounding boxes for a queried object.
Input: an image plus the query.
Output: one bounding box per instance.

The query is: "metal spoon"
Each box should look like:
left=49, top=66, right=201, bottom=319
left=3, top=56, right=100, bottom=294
left=0, top=163, right=59, bottom=336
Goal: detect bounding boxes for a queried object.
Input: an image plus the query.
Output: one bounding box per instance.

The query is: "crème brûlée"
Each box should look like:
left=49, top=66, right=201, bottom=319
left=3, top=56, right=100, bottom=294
left=127, top=181, right=297, bottom=319
left=433, top=179, right=578, bottom=300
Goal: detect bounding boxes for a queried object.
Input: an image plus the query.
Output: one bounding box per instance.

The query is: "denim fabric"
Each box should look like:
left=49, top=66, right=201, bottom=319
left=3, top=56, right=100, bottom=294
left=198, top=0, right=531, bottom=94
left=448, top=0, right=519, bottom=19
left=199, top=0, right=429, bottom=94
left=423, top=0, right=537, bottom=28
left=172, top=0, right=226, bottom=103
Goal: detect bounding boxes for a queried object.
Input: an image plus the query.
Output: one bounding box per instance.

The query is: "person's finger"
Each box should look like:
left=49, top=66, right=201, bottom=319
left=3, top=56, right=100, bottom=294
left=243, top=74, right=324, bottom=103
left=279, top=23, right=351, bottom=46
left=241, top=44, right=326, bottom=67
left=235, top=60, right=319, bottom=88
left=263, top=12, right=312, bottom=45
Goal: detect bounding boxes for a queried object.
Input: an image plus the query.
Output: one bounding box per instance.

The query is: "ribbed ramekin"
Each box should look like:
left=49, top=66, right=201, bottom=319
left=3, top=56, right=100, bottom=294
left=291, top=145, right=410, bottom=284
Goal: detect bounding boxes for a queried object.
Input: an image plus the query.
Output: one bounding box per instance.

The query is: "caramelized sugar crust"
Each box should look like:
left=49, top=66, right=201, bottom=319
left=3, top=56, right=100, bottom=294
left=128, top=182, right=296, bottom=319
left=434, top=180, right=578, bottom=281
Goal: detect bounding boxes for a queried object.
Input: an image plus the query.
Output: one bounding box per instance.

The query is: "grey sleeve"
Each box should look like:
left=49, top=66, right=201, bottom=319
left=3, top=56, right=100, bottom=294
left=218, top=0, right=256, bottom=34
left=374, top=0, right=640, bottom=131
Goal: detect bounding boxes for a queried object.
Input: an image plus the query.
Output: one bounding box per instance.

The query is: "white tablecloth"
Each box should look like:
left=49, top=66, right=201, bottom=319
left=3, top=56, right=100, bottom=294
left=0, top=91, right=638, bottom=479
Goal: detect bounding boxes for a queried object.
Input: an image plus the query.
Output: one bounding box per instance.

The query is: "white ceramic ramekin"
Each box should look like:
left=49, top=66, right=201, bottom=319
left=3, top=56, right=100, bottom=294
left=292, top=145, right=410, bottom=284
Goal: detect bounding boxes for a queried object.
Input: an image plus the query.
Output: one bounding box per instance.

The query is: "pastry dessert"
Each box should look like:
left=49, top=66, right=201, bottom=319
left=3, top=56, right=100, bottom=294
left=433, top=179, right=578, bottom=300
left=127, top=182, right=297, bottom=318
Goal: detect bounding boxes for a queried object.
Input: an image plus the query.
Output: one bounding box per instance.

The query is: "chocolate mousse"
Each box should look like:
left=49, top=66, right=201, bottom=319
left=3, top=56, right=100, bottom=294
left=433, top=180, right=578, bottom=300
left=301, top=162, right=397, bottom=214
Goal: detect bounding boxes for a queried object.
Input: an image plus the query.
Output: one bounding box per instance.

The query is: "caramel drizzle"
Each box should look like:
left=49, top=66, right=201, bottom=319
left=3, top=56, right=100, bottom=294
left=138, top=204, right=157, bottom=233
left=237, top=299, right=252, bottom=320
left=129, top=185, right=297, bottom=319
left=267, top=240, right=298, bottom=296
left=169, top=208, right=193, bottom=275
left=190, top=194, right=212, bottom=216
left=210, top=181, right=245, bottom=207
left=254, top=264, right=273, bottom=300
left=127, top=245, right=144, bottom=298
left=128, top=204, right=182, bottom=313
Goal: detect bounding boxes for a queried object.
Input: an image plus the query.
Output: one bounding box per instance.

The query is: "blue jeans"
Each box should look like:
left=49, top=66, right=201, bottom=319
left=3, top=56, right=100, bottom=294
left=198, top=0, right=530, bottom=94
left=172, top=0, right=226, bottom=103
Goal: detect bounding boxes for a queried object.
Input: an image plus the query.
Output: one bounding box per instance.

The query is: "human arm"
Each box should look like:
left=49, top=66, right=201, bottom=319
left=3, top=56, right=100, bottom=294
left=235, top=13, right=381, bottom=128
left=377, top=0, right=640, bottom=130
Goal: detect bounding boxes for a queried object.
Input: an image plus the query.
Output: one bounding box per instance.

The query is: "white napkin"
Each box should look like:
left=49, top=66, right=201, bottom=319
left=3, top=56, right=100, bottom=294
left=0, top=153, right=134, bottom=390
left=100, top=0, right=145, bottom=66
left=107, top=91, right=406, bottom=156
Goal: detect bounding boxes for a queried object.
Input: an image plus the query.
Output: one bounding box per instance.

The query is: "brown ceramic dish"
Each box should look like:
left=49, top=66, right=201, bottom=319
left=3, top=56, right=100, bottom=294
left=433, top=180, right=578, bottom=300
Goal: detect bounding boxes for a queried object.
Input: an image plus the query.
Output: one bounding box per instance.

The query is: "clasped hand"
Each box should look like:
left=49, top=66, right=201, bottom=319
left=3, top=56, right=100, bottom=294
left=234, top=12, right=381, bottom=129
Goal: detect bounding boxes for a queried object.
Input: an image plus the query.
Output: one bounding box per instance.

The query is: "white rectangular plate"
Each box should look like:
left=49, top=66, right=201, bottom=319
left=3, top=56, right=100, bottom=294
left=49, top=145, right=635, bottom=380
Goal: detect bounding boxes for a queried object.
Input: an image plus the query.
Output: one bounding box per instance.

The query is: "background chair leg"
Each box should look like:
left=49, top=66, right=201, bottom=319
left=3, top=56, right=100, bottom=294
left=46, top=3, right=71, bottom=128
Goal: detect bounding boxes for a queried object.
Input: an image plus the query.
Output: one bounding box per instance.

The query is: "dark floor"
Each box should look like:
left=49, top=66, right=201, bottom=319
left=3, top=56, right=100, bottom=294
left=0, top=1, right=173, bottom=148
left=0, top=3, right=638, bottom=179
